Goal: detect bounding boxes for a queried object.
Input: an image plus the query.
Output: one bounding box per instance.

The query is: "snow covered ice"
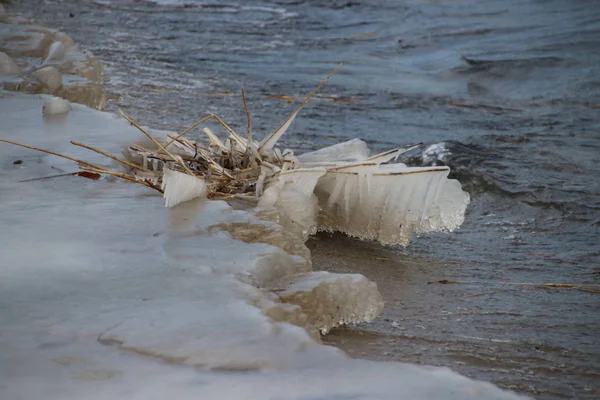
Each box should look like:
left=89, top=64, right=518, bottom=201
left=0, top=92, right=525, bottom=399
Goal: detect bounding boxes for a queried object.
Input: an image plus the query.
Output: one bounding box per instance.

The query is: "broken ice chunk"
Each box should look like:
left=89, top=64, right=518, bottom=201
left=279, top=271, right=384, bottom=334
left=162, top=167, right=207, bottom=208
left=258, top=168, right=326, bottom=239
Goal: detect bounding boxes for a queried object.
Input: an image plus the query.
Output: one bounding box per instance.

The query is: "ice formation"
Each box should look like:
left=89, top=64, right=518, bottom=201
left=297, top=140, right=470, bottom=246
left=138, top=118, right=470, bottom=247
left=162, top=167, right=207, bottom=207
left=42, top=96, right=70, bottom=116
left=133, top=73, right=468, bottom=247
left=279, top=271, right=384, bottom=334
left=0, top=92, right=526, bottom=399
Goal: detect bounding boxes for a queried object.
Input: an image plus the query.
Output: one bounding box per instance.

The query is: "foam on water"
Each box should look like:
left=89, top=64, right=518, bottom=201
left=0, top=92, right=525, bottom=399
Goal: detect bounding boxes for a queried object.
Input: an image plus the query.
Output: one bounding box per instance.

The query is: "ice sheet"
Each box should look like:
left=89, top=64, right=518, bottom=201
left=314, top=164, right=470, bottom=246
left=0, top=92, right=525, bottom=399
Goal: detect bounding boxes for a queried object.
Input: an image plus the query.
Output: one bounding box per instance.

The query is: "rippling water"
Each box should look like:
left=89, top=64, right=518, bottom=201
left=12, top=0, right=600, bottom=398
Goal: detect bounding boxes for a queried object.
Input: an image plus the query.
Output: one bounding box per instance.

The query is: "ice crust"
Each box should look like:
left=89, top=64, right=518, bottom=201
left=0, top=92, right=525, bottom=399
left=315, top=164, right=470, bottom=246
left=267, top=139, right=470, bottom=246
left=253, top=138, right=469, bottom=246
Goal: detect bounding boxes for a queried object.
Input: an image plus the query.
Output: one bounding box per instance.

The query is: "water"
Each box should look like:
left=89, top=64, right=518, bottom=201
left=10, top=0, right=600, bottom=398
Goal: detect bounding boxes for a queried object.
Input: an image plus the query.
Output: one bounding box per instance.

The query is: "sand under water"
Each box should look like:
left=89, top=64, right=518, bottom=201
left=4, top=0, right=600, bottom=399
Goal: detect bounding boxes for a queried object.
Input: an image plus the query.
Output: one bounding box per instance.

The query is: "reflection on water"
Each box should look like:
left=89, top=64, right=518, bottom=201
left=11, top=0, right=600, bottom=398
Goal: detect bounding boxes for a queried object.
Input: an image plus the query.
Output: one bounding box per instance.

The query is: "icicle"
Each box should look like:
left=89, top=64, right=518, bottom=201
left=258, top=168, right=327, bottom=239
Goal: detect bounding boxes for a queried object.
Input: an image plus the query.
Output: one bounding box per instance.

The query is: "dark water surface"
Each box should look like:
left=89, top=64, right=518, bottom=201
left=11, top=0, right=600, bottom=398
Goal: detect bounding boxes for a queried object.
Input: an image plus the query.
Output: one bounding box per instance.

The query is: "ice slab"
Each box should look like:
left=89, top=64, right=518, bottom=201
left=314, top=164, right=470, bottom=246
left=279, top=271, right=384, bottom=334
left=0, top=92, right=525, bottom=399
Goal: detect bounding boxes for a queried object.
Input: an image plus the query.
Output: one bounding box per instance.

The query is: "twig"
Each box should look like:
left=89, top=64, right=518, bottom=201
left=79, top=165, right=163, bottom=193
left=428, top=279, right=599, bottom=289
left=464, top=290, right=504, bottom=297
left=428, top=279, right=462, bottom=285
left=164, top=114, right=246, bottom=151
left=0, top=138, right=103, bottom=169
left=19, top=171, right=101, bottom=182
left=164, top=114, right=214, bottom=148
left=242, top=88, right=252, bottom=145
left=410, top=311, right=521, bottom=318
left=71, top=141, right=150, bottom=172
left=259, top=63, right=343, bottom=153
left=578, top=288, right=600, bottom=294
left=458, top=335, right=513, bottom=343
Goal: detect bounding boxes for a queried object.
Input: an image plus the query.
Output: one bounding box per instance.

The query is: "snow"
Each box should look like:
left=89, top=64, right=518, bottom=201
left=0, top=92, right=525, bottom=399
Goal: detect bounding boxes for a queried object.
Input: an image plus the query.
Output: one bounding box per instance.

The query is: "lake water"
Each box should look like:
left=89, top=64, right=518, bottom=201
left=11, top=0, right=600, bottom=398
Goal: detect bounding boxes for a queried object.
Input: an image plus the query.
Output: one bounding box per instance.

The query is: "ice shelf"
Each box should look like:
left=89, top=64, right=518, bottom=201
left=0, top=92, right=526, bottom=399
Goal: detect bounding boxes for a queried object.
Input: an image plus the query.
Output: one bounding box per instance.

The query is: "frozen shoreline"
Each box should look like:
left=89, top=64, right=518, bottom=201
left=0, top=8, right=525, bottom=400
left=0, top=91, right=526, bottom=400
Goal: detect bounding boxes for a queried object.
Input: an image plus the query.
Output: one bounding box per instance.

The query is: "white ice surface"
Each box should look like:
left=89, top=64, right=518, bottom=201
left=0, top=92, right=525, bottom=400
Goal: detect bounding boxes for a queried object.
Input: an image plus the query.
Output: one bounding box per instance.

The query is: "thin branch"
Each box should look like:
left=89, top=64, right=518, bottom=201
left=242, top=88, right=252, bottom=144
left=0, top=138, right=102, bottom=169
left=79, top=165, right=163, bottom=193
left=71, top=140, right=150, bottom=172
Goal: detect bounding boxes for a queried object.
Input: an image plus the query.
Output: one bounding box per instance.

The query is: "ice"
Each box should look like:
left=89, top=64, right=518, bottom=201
left=314, top=163, right=470, bottom=246
left=258, top=167, right=326, bottom=239
left=279, top=271, right=384, bottom=334
left=161, top=167, right=207, bottom=207
left=298, top=138, right=370, bottom=164
left=0, top=92, right=525, bottom=399
left=293, top=139, right=470, bottom=246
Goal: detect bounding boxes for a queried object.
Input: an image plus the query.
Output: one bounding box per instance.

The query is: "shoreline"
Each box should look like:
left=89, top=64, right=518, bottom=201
left=1, top=5, right=525, bottom=400
left=4, top=1, right=599, bottom=398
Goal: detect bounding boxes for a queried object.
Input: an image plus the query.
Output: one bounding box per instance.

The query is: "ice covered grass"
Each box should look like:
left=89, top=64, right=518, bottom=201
left=0, top=91, right=525, bottom=399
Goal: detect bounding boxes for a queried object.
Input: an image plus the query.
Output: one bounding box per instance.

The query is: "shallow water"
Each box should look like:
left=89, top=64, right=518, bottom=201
left=11, top=0, right=600, bottom=398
